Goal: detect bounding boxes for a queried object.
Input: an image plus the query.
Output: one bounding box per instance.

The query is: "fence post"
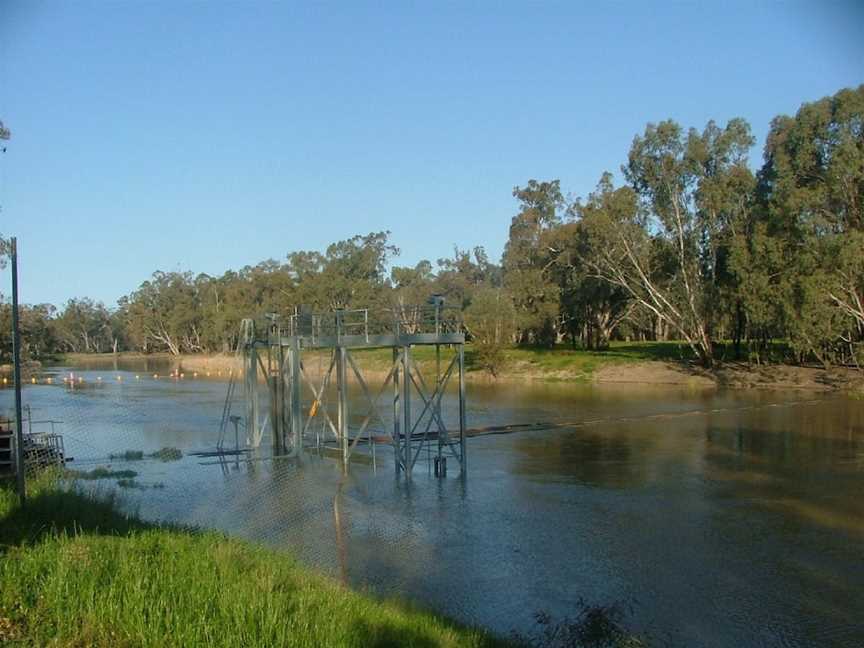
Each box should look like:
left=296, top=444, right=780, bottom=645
left=10, top=237, right=26, bottom=502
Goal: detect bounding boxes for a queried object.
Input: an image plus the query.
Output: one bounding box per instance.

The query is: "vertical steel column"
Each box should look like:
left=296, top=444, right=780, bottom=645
left=269, top=343, right=282, bottom=454
left=10, top=238, right=26, bottom=502
left=458, top=343, right=467, bottom=474
left=337, top=346, right=349, bottom=467
left=290, top=339, right=303, bottom=457
left=392, top=347, right=401, bottom=473
left=402, top=345, right=412, bottom=477
left=246, top=346, right=259, bottom=447
left=279, top=343, right=290, bottom=454
left=436, top=344, right=443, bottom=462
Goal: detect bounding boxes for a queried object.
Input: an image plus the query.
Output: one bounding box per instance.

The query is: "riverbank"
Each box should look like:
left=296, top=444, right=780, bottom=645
left=59, top=344, right=864, bottom=392
left=0, top=476, right=507, bottom=647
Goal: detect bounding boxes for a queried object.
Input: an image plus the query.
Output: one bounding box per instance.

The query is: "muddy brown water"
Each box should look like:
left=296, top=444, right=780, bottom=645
left=2, top=357, right=862, bottom=647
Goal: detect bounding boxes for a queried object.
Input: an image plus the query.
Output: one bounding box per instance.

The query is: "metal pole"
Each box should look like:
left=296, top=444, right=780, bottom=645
left=290, top=339, right=303, bottom=457
left=233, top=417, right=240, bottom=468
left=10, top=238, right=26, bottom=502
left=458, top=342, right=467, bottom=474
left=247, top=346, right=259, bottom=447
left=392, top=347, right=401, bottom=474
left=403, top=345, right=412, bottom=477
left=436, top=344, right=442, bottom=461
left=269, top=342, right=281, bottom=454
left=337, top=346, right=349, bottom=468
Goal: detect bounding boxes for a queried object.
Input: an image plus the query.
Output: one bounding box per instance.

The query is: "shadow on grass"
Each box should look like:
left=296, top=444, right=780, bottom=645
left=0, top=482, right=514, bottom=648
left=0, top=484, right=158, bottom=550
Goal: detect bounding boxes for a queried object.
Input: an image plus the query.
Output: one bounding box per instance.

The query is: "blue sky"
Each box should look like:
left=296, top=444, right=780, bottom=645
left=0, top=1, right=862, bottom=307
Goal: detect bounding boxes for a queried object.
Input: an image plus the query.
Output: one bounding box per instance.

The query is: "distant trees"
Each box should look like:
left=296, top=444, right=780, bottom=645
left=122, top=272, right=203, bottom=355
left=0, top=302, right=59, bottom=363
left=117, top=233, right=406, bottom=354
left=1, top=86, right=861, bottom=371
left=53, top=298, right=117, bottom=353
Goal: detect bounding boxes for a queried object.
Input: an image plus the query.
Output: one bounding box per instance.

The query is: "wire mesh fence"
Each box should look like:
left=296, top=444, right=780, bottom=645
left=0, top=358, right=474, bottom=603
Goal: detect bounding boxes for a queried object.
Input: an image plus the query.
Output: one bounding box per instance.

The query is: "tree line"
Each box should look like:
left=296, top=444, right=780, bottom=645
left=1, top=85, right=862, bottom=371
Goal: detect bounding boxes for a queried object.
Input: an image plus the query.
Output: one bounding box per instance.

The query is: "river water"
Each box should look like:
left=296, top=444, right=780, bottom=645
left=2, top=359, right=863, bottom=647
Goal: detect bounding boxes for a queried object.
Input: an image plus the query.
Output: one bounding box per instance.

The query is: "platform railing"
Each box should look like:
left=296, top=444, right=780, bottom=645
left=284, top=305, right=462, bottom=341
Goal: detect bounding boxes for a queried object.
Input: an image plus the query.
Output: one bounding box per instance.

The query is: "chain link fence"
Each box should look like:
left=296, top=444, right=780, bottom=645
left=0, top=360, right=482, bottom=623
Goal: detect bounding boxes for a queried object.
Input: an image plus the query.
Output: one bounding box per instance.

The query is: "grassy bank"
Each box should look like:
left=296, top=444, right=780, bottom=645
left=0, top=476, right=507, bottom=647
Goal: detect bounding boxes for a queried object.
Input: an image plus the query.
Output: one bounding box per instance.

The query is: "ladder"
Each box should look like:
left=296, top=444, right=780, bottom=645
left=0, top=423, right=14, bottom=475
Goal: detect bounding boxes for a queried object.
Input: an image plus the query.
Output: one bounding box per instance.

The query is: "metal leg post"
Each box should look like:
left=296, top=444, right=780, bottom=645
left=392, top=348, right=401, bottom=474
left=337, top=346, right=349, bottom=468
left=458, top=343, right=467, bottom=474
left=290, top=340, right=303, bottom=457
left=403, top=345, right=412, bottom=477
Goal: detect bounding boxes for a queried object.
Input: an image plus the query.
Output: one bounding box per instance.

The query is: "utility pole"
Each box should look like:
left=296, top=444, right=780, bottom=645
left=0, top=126, right=22, bottom=499
left=10, top=237, right=26, bottom=502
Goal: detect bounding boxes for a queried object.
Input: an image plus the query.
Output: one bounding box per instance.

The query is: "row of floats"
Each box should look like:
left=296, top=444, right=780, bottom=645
left=0, top=369, right=234, bottom=386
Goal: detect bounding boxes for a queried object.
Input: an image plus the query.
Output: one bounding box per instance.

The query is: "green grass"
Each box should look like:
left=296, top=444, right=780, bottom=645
left=497, top=342, right=692, bottom=379
left=342, top=341, right=693, bottom=382
left=0, top=475, right=508, bottom=647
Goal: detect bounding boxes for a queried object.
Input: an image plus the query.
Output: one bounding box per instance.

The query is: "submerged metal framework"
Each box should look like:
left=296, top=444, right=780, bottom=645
left=239, top=306, right=466, bottom=477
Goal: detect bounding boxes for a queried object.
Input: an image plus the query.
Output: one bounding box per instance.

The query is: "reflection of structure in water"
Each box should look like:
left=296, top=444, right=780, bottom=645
left=221, top=305, right=467, bottom=478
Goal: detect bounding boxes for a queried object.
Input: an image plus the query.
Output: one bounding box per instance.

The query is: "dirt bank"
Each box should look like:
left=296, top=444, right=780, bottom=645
left=596, top=361, right=864, bottom=392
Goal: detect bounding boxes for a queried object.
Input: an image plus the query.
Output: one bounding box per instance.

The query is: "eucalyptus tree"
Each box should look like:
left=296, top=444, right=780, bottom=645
left=502, top=180, right=564, bottom=346
left=54, top=298, right=114, bottom=353
left=751, top=84, right=864, bottom=365
left=573, top=116, right=754, bottom=367
left=434, top=246, right=500, bottom=309
left=586, top=118, right=757, bottom=366
left=545, top=218, right=633, bottom=350
left=123, top=271, right=202, bottom=355
left=391, top=260, right=435, bottom=332
left=319, top=231, right=398, bottom=311
left=463, top=285, right=517, bottom=375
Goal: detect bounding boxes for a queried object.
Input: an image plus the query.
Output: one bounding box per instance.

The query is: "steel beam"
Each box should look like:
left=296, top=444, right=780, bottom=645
left=337, top=346, right=349, bottom=468
left=402, top=345, right=412, bottom=477
left=458, top=343, right=466, bottom=474
left=278, top=333, right=464, bottom=350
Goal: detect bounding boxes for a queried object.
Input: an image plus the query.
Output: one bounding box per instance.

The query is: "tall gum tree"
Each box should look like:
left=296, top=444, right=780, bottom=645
left=753, top=85, right=864, bottom=365
left=575, top=118, right=755, bottom=367
left=503, top=180, right=564, bottom=346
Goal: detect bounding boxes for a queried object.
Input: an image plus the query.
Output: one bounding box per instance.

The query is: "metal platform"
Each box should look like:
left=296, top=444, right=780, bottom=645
left=1, top=414, right=66, bottom=476
left=231, top=304, right=467, bottom=477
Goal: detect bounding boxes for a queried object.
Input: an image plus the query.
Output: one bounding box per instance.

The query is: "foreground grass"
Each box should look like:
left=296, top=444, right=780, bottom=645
left=0, top=477, right=507, bottom=647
